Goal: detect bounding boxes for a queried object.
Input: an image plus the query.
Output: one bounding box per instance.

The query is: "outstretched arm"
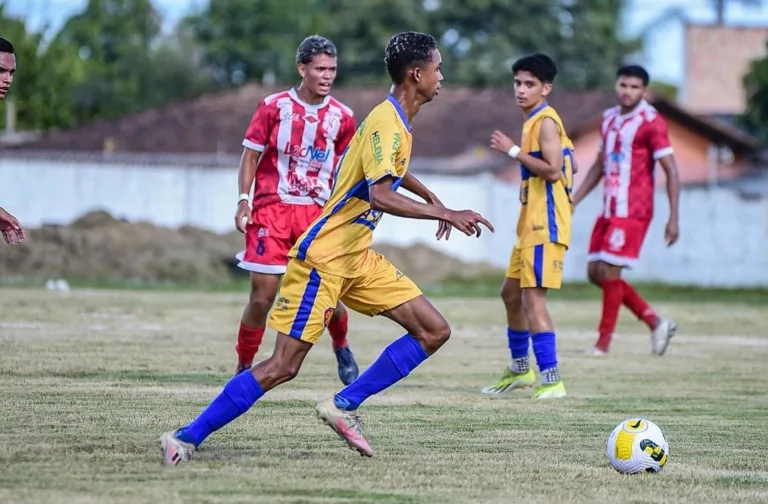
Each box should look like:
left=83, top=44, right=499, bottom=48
left=0, top=206, right=25, bottom=246
left=400, top=172, right=452, bottom=240
left=369, top=178, right=492, bottom=237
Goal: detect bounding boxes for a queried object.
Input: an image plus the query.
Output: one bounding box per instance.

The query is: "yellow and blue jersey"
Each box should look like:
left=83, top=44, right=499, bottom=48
left=289, top=95, right=413, bottom=278
left=517, top=102, right=575, bottom=249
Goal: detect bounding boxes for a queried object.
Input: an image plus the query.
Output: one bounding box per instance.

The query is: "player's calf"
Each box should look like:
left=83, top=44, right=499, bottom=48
left=235, top=273, right=281, bottom=373
left=522, top=287, right=566, bottom=399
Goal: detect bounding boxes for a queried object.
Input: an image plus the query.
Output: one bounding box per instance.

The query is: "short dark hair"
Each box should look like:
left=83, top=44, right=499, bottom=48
left=296, top=35, right=337, bottom=65
left=0, top=37, right=14, bottom=55
left=511, top=53, right=558, bottom=84
left=384, top=31, right=437, bottom=84
left=617, top=65, right=650, bottom=86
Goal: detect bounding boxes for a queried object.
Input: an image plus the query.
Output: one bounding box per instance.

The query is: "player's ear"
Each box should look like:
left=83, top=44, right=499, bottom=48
left=297, top=63, right=307, bottom=79
left=412, top=65, right=421, bottom=84
left=542, top=82, right=553, bottom=97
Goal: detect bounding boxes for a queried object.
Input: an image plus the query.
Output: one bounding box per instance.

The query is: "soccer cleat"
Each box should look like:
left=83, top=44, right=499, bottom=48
left=533, top=380, right=567, bottom=400
left=159, top=431, right=196, bottom=467
left=480, top=367, right=536, bottom=394
left=585, top=347, right=608, bottom=357
left=315, top=397, right=373, bottom=457
left=334, top=346, right=359, bottom=385
left=651, top=319, right=677, bottom=356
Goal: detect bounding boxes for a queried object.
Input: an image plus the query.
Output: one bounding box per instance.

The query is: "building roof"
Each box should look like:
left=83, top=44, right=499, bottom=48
left=3, top=84, right=759, bottom=172
left=4, top=84, right=616, bottom=159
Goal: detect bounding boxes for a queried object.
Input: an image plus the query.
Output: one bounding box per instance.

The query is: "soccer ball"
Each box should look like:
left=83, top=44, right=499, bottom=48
left=606, top=418, right=669, bottom=474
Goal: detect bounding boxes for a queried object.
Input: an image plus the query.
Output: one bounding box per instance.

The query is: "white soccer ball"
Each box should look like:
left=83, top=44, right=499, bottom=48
left=606, top=418, right=669, bottom=474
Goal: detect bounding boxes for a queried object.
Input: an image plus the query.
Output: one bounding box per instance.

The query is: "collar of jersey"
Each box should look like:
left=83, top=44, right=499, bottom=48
left=387, top=94, right=413, bottom=132
left=289, top=87, right=331, bottom=112
left=527, top=101, right=549, bottom=120
left=618, top=99, right=649, bottom=120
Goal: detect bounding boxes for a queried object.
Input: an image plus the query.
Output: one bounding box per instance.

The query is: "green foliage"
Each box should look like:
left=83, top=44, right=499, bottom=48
left=1, top=0, right=637, bottom=132
left=649, top=81, right=679, bottom=101
left=741, top=54, right=768, bottom=146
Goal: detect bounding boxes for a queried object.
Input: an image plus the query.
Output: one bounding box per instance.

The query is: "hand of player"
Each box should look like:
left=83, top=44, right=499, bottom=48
left=234, top=201, right=252, bottom=234
left=0, top=207, right=25, bottom=246
left=665, top=217, right=679, bottom=247
left=426, top=192, right=452, bottom=240
left=490, top=130, right=515, bottom=155
left=446, top=209, right=494, bottom=237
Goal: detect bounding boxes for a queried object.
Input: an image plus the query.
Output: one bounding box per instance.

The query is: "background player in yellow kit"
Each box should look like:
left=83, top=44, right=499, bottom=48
left=482, top=53, right=574, bottom=400
left=160, top=31, right=494, bottom=464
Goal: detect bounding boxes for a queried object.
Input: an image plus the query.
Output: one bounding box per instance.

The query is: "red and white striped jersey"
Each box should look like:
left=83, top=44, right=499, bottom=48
left=242, top=88, right=356, bottom=209
left=598, top=99, right=673, bottom=220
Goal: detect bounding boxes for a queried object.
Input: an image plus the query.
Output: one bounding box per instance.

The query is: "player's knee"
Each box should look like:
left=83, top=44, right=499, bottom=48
left=260, top=356, right=301, bottom=384
left=412, top=317, right=451, bottom=354
left=248, top=290, right=276, bottom=315
left=500, top=286, right=523, bottom=313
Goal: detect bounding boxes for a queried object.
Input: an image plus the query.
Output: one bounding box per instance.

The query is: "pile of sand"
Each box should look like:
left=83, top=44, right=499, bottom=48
left=0, top=210, right=500, bottom=285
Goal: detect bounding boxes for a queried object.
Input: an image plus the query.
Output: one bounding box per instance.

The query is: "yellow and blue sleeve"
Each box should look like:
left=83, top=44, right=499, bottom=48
left=361, top=121, right=399, bottom=185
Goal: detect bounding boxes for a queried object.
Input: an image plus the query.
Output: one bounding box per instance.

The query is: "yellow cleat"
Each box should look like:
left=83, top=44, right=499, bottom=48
left=481, top=367, right=536, bottom=394
left=533, top=380, right=566, bottom=400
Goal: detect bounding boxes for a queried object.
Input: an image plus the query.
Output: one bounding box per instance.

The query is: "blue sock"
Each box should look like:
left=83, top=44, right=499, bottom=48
left=334, top=334, right=428, bottom=411
left=507, top=328, right=530, bottom=359
left=176, top=371, right=264, bottom=447
left=532, top=331, right=558, bottom=374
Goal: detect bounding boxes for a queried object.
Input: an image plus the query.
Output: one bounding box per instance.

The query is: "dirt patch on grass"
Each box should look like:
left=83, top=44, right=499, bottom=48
left=0, top=210, right=500, bottom=284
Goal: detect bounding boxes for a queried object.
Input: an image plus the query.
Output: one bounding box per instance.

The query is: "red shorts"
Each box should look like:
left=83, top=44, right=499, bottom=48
left=236, top=202, right=323, bottom=274
left=587, top=217, right=650, bottom=269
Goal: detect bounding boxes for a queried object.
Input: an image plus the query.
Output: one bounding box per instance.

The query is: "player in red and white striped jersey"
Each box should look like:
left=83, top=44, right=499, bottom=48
left=232, top=36, right=359, bottom=382
left=573, top=65, right=680, bottom=357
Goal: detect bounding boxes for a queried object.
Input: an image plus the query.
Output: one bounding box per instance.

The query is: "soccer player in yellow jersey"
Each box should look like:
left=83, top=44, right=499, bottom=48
left=482, top=53, right=574, bottom=400
left=160, top=31, right=494, bottom=464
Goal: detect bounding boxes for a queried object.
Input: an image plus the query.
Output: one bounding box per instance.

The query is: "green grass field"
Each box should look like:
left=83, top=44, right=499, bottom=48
left=1, top=288, right=767, bottom=504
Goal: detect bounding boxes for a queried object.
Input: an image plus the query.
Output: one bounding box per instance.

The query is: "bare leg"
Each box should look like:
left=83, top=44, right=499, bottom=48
left=235, top=272, right=281, bottom=373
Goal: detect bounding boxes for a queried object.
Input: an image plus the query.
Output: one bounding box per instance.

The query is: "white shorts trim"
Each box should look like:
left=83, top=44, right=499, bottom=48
left=587, top=251, right=638, bottom=269
left=235, top=251, right=287, bottom=274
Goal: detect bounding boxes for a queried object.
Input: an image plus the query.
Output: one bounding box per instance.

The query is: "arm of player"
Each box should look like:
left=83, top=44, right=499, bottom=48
left=362, top=123, right=492, bottom=237
left=235, top=101, right=271, bottom=233
left=572, top=156, right=604, bottom=207
left=490, top=118, right=562, bottom=182
left=658, top=155, right=680, bottom=246
left=0, top=206, right=25, bottom=246
left=234, top=148, right=262, bottom=230
left=369, top=178, right=493, bottom=237
left=400, top=172, right=452, bottom=240
left=650, top=117, right=680, bottom=246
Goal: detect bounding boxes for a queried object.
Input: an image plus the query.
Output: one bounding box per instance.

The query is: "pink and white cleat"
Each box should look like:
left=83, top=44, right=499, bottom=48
left=315, top=397, right=373, bottom=457
left=159, top=431, right=196, bottom=467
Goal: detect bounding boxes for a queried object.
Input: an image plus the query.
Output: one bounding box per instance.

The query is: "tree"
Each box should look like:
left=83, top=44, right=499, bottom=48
left=186, top=0, right=638, bottom=89
left=184, top=0, right=327, bottom=88
left=741, top=54, right=768, bottom=145
left=428, top=0, right=640, bottom=88
left=54, top=0, right=212, bottom=123
left=0, top=6, right=85, bottom=132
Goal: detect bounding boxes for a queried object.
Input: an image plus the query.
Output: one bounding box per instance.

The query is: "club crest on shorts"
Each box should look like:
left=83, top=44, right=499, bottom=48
left=323, top=307, right=335, bottom=328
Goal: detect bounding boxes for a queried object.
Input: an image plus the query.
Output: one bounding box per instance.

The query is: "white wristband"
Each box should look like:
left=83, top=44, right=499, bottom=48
left=237, top=193, right=250, bottom=204
left=507, top=146, right=521, bottom=159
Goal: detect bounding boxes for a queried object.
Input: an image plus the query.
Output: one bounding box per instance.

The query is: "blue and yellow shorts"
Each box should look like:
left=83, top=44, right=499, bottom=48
left=268, top=251, right=422, bottom=345
left=506, top=242, right=566, bottom=289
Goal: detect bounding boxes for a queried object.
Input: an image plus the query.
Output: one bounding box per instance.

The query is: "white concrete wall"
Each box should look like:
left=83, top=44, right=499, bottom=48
left=2, top=157, right=766, bottom=287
